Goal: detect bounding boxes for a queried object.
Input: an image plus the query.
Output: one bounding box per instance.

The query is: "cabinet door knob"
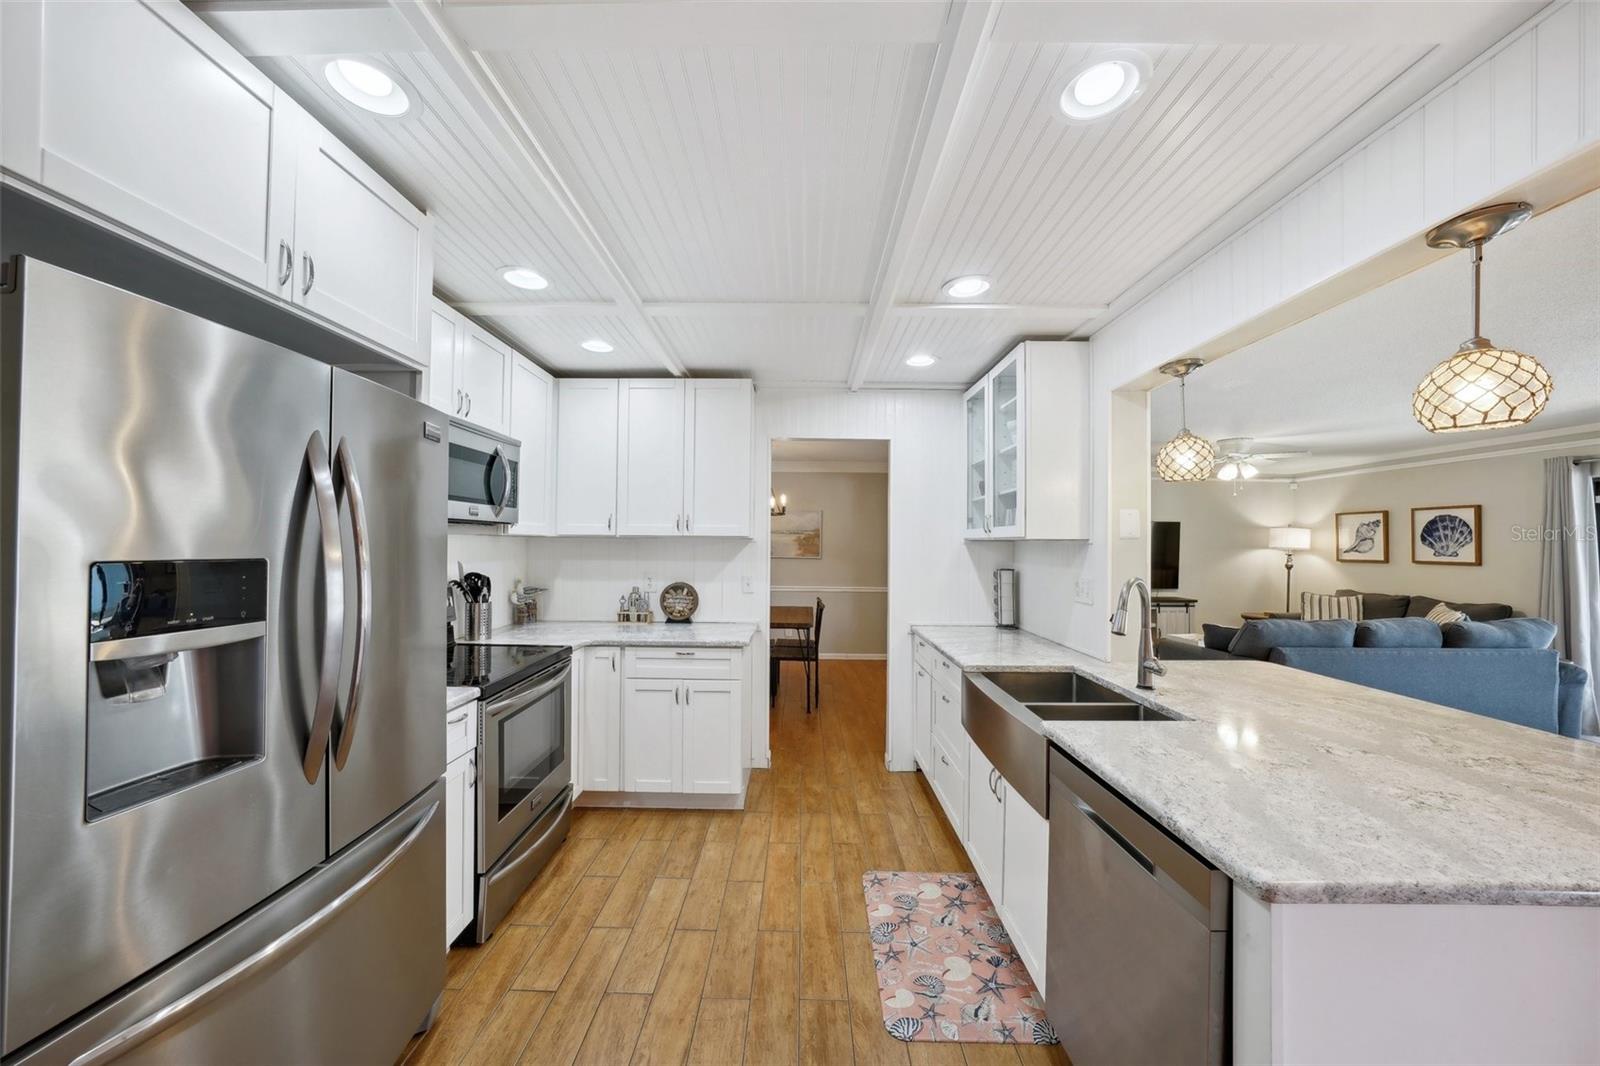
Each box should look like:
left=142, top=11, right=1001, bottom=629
left=465, top=393, right=472, bottom=418
left=607, top=513, right=613, bottom=532
left=685, top=514, right=691, bottom=532
left=675, top=514, right=681, bottom=531
left=455, top=389, right=463, bottom=414
left=301, top=253, right=315, bottom=296
left=277, top=240, right=293, bottom=287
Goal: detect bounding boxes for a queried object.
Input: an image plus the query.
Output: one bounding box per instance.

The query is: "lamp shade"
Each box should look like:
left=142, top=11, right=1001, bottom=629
left=1268, top=526, right=1311, bottom=551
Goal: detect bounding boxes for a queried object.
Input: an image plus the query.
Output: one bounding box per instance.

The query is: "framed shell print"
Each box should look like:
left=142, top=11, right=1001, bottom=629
left=1335, top=510, right=1389, bottom=563
left=1411, top=505, right=1482, bottom=566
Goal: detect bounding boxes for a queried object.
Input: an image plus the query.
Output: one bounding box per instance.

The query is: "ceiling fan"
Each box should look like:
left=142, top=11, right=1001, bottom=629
left=1211, top=437, right=1310, bottom=481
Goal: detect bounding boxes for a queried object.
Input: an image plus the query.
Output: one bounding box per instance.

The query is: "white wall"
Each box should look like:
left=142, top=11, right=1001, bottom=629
left=446, top=531, right=527, bottom=605
left=769, top=470, right=888, bottom=657
left=1030, top=0, right=1600, bottom=659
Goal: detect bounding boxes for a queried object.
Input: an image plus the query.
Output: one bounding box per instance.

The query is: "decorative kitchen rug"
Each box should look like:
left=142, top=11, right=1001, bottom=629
left=861, top=871, right=1058, bottom=1046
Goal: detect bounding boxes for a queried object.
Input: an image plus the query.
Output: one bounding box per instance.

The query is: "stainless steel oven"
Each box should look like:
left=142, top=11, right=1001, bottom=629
left=476, top=652, right=572, bottom=940
left=448, top=420, right=519, bottom=525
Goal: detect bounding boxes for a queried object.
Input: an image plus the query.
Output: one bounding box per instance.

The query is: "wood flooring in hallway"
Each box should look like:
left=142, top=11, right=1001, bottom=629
left=403, top=659, right=1068, bottom=1066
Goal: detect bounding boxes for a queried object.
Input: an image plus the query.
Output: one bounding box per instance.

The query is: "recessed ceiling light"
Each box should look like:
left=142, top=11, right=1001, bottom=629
left=905, top=353, right=938, bottom=368
left=500, top=267, right=549, bottom=291
left=581, top=338, right=614, bottom=353
left=324, top=58, right=411, bottom=117
left=1059, top=52, right=1149, bottom=122
left=943, top=276, right=991, bottom=299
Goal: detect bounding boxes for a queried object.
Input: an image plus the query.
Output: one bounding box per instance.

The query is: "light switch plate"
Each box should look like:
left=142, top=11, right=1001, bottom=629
left=1119, top=508, right=1142, bottom=539
left=741, top=575, right=754, bottom=594
left=1074, top=577, right=1094, bottom=605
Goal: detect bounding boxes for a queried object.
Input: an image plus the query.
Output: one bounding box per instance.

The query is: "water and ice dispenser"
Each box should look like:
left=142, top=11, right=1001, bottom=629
left=86, top=559, right=268, bottom=820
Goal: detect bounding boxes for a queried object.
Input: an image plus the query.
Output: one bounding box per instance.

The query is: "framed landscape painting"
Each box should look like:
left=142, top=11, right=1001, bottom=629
left=1411, top=505, right=1482, bottom=566
left=1335, top=510, right=1389, bottom=563
left=771, top=510, right=822, bottom=559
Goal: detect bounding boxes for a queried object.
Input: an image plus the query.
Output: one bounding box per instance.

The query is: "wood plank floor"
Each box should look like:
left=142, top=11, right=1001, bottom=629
left=404, top=660, right=1069, bottom=1066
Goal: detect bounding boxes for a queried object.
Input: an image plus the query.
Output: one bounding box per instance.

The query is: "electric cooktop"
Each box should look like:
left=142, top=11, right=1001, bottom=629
left=446, top=643, right=570, bottom=700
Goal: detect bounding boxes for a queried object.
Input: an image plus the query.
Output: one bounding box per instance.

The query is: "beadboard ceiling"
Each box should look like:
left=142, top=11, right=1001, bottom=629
left=1149, top=188, right=1600, bottom=479
left=195, top=0, right=1544, bottom=387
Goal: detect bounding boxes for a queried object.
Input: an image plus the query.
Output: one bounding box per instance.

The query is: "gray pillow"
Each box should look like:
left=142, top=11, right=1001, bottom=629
left=1443, top=618, right=1557, bottom=649
left=1228, top=619, right=1357, bottom=660
left=1336, top=589, right=1410, bottom=619
left=1355, top=618, right=1444, bottom=648
left=1405, top=595, right=1514, bottom=622
left=1202, top=624, right=1239, bottom=652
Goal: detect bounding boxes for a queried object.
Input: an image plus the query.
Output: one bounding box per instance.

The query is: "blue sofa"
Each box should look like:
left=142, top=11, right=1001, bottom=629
left=1159, top=617, right=1591, bottom=738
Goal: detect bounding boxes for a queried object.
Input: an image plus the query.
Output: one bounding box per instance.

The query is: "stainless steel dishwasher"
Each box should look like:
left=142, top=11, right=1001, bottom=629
left=1046, top=747, right=1230, bottom=1064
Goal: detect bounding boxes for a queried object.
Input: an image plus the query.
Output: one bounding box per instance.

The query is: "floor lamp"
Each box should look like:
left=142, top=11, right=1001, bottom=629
left=1268, top=526, right=1312, bottom=613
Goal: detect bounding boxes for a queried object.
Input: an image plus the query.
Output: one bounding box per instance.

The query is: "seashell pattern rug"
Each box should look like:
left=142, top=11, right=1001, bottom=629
left=861, top=870, right=1058, bottom=1046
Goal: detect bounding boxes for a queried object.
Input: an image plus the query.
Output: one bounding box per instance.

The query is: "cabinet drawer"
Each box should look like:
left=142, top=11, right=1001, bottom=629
left=446, top=703, right=476, bottom=763
left=930, top=732, right=967, bottom=839
left=914, top=635, right=934, bottom=672
left=932, top=679, right=964, bottom=754
left=932, top=653, right=961, bottom=690
left=625, top=646, right=739, bottom=680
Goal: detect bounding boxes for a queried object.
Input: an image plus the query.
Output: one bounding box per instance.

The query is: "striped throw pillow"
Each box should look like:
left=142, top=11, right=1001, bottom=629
left=1301, top=592, right=1362, bottom=621
left=1425, top=602, right=1467, bottom=626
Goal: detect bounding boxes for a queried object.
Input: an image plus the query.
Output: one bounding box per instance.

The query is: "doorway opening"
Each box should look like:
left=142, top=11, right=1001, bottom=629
left=766, top=439, right=890, bottom=722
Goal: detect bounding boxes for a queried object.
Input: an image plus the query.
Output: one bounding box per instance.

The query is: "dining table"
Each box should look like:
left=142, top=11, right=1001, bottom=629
left=769, top=605, right=815, bottom=637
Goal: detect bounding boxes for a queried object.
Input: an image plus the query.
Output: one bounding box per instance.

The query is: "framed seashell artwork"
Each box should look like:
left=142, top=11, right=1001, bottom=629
left=1335, top=510, right=1389, bottom=563
left=1411, top=505, right=1482, bottom=565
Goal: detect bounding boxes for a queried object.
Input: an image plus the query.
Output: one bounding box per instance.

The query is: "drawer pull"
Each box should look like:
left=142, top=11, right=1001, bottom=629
left=447, top=711, right=468, bottom=725
left=674, top=651, right=695, bottom=656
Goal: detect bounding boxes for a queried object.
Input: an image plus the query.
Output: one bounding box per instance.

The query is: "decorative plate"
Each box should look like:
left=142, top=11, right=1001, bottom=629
left=659, top=581, right=699, bottom=622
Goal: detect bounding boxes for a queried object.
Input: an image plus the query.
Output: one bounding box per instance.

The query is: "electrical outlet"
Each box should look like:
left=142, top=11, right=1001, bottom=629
left=1074, top=577, right=1094, bottom=605
left=741, top=575, right=754, bottom=594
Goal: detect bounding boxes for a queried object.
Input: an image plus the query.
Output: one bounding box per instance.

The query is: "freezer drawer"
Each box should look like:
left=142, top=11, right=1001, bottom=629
left=1046, top=748, right=1229, bottom=1065
left=5, top=783, right=445, bottom=1066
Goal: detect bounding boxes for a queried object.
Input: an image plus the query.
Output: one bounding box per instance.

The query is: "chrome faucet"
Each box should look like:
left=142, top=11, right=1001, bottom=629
left=1110, top=576, right=1166, bottom=689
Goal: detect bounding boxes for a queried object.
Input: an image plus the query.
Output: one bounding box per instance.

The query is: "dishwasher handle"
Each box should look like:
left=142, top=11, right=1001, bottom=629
left=1074, top=798, right=1154, bottom=877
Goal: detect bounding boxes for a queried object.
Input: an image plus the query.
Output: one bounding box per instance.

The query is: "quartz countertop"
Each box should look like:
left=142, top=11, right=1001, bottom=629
left=911, top=624, right=1600, bottom=906
left=463, top=620, right=758, bottom=649
left=446, top=686, right=479, bottom=713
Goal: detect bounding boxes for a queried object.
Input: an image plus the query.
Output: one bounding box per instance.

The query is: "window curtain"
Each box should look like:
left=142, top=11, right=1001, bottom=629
left=1538, top=457, right=1599, bottom=738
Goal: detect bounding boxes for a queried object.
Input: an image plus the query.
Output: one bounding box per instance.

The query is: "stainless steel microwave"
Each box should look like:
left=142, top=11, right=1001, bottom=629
left=448, top=420, right=520, bottom=525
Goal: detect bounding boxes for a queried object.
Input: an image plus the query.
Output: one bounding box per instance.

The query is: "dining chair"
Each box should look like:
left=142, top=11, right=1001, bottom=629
left=770, top=598, right=825, bottom=712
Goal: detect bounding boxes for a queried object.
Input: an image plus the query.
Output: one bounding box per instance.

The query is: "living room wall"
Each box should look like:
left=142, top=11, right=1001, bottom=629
left=769, top=470, right=889, bottom=657
left=1153, top=434, right=1600, bottom=628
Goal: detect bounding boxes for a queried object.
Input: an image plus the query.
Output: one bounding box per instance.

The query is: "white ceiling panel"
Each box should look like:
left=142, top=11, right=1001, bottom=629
left=484, top=312, right=663, bottom=375
left=866, top=308, right=1101, bottom=387
left=260, top=52, right=615, bottom=304
left=476, top=41, right=937, bottom=303
left=651, top=311, right=863, bottom=383
left=902, top=39, right=1428, bottom=309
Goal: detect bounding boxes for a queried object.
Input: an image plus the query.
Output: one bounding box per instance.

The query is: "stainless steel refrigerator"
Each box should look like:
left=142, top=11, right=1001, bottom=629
left=0, top=258, right=447, bottom=1063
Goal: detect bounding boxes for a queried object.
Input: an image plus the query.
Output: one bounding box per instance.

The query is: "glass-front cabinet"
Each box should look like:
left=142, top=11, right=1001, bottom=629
left=962, top=341, right=1092, bottom=541
left=965, top=379, right=989, bottom=536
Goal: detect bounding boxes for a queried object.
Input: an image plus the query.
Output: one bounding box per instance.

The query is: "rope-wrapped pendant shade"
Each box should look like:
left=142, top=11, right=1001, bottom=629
left=1155, top=429, right=1215, bottom=482
left=1412, top=344, right=1554, bottom=432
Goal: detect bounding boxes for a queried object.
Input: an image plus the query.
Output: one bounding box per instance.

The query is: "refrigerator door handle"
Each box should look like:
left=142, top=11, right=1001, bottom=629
left=302, top=431, right=345, bottom=785
left=66, top=800, right=440, bottom=1066
left=332, top=437, right=373, bottom=771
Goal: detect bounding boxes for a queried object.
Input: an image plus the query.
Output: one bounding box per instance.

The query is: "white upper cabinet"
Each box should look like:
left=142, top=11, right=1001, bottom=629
left=684, top=379, right=753, bottom=537
left=0, top=0, right=433, bottom=366
left=287, top=107, right=431, bottom=365
left=617, top=380, right=687, bottom=536
left=424, top=299, right=464, bottom=416
left=555, top=379, right=620, bottom=535
left=1, top=0, right=285, bottom=288
left=455, top=325, right=512, bottom=436
left=963, top=340, right=1090, bottom=541
left=508, top=358, right=556, bottom=536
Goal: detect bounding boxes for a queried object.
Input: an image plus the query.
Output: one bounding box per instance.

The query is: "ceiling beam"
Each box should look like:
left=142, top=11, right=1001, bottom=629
left=389, top=1, right=686, bottom=376
left=893, top=302, right=1109, bottom=317
left=846, top=0, right=999, bottom=391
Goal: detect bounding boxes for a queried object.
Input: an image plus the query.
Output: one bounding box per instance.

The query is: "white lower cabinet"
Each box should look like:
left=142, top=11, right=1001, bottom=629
left=929, top=732, right=967, bottom=840
left=964, top=742, right=1006, bottom=892
left=443, top=747, right=476, bottom=945
left=621, top=678, right=683, bottom=791
left=913, top=663, right=933, bottom=771
left=682, top=680, right=741, bottom=793
left=999, top=790, right=1049, bottom=995
left=579, top=647, right=621, bottom=791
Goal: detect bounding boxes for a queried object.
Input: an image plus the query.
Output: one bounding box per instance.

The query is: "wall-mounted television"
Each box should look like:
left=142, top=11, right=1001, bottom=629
left=1151, top=521, right=1180, bottom=590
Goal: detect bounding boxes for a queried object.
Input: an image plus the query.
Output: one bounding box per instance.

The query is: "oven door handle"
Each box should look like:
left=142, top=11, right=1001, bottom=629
left=484, top=662, right=571, bottom=720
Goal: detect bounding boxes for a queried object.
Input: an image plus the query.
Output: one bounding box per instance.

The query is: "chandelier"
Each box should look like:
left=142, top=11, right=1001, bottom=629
left=1412, top=202, right=1552, bottom=433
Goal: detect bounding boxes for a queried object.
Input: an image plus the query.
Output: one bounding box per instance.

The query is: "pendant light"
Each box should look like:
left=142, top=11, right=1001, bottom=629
left=1412, top=202, right=1552, bottom=433
left=1154, top=358, right=1215, bottom=482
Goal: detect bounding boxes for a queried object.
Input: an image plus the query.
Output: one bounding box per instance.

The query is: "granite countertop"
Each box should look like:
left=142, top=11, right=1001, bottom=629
left=911, top=624, right=1600, bottom=906
left=446, top=686, right=479, bottom=713
left=462, top=620, right=759, bottom=649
